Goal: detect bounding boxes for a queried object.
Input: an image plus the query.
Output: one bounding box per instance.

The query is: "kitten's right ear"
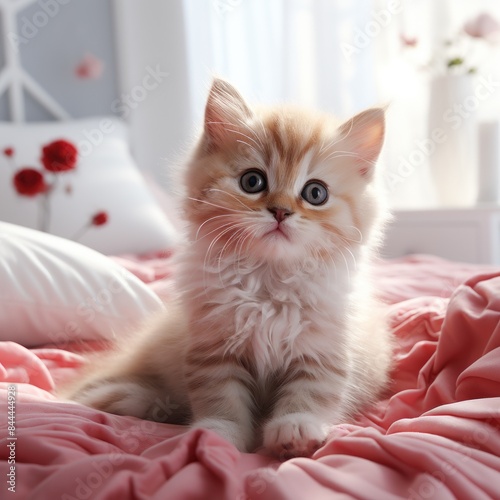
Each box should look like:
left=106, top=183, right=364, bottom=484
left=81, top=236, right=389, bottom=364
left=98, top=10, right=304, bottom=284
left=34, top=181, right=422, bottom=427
left=204, top=78, right=253, bottom=150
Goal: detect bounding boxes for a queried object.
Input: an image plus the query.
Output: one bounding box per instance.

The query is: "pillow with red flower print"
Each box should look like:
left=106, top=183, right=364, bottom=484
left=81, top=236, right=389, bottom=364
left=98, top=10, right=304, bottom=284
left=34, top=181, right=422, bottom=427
left=0, top=117, right=178, bottom=255
left=0, top=221, right=165, bottom=347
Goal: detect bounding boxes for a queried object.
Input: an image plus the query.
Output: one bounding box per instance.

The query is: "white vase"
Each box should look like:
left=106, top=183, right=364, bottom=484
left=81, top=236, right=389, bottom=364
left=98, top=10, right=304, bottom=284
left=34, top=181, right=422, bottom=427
left=477, top=121, right=500, bottom=203
left=427, top=74, right=478, bottom=206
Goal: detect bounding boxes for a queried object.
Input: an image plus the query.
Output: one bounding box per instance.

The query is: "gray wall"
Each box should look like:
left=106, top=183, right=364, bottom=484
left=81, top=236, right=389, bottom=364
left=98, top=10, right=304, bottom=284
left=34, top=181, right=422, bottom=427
left=0, top=0, right=119, bottom=121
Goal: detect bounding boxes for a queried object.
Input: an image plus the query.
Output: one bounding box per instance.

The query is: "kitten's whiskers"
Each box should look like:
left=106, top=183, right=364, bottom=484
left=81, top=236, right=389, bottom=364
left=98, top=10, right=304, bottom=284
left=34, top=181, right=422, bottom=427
left=322, top=151, right=360, bottom=163
left=195, top=214, right=238, bottom=241
left=337, top=246, right=352, bottom=284
left=217, top=123, right=263, bottom=152
left=217, top=225, right=246, bottom=267
left=339, top=243, right=358, bottom=272
left=236, top=117, right=266, bottom=150
left=341, top=225, right=363, bottom=244
left=202, top=219, right=256, bottom=287
left=188, top=197, right=247, bottom=214
left=234, top=223, right=260, bottom=276
left=204, top=225, right=236, bottom=272
left=207, top=189, right=255, bottom=212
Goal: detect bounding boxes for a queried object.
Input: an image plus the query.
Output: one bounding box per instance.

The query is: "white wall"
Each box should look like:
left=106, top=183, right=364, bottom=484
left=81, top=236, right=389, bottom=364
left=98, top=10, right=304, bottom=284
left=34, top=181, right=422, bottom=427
left=113, top=0, right=193, bottom=190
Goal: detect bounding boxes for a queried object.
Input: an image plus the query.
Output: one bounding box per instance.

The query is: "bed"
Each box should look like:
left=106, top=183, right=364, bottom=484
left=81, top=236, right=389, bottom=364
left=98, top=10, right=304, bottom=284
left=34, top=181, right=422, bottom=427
left=1, top=54, right=499, bottom=498
left=1, top=219, right=500, bottom=499
left=0, top=1, right=500, bottom=500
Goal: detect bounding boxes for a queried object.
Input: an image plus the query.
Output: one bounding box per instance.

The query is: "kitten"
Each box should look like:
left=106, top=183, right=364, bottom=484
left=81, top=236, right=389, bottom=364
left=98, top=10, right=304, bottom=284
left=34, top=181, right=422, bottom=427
left=66, top=78, right=392, bottom=458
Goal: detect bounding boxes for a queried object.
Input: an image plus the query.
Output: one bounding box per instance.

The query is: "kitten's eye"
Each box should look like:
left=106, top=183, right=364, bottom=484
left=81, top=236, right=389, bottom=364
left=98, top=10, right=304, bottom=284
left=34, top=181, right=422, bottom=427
left=240, top=170, right=267, bottom=194
left=301, top=181, right=328, bottom=206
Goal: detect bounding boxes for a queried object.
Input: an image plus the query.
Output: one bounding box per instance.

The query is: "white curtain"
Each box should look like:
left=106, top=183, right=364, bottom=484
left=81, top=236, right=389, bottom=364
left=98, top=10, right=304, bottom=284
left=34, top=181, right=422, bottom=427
left=183, top=0, right=377, bottom=121
left=182, top=0, right=500, bottom=208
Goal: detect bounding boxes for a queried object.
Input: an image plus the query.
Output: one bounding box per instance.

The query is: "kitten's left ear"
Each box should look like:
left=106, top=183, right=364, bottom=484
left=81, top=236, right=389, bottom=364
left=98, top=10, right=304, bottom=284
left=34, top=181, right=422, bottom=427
left=338, top=107, right=385, bottom=179
left=204, top=78, right=253, bottom=150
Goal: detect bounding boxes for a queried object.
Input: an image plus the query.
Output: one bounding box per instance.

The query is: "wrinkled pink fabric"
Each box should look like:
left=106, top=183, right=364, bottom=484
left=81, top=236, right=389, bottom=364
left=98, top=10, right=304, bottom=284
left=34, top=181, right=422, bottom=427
left=110, top=251, right=174, bottom=302
left=1, top=255, right=500, bottom=499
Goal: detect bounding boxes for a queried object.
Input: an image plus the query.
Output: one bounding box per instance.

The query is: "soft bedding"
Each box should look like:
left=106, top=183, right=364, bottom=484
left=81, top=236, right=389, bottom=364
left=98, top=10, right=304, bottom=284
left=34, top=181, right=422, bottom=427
left=1, top=253, right=500, bottom=499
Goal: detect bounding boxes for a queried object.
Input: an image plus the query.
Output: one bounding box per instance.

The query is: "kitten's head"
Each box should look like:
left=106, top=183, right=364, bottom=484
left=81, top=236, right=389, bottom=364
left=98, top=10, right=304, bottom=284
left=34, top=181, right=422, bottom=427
left=184, top=78, right=386, bottom=265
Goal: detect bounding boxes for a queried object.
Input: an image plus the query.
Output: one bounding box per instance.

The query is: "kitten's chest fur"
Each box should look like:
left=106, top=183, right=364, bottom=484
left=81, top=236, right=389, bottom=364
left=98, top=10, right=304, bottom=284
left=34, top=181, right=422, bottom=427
left=181, top=253, right=351, bottom=374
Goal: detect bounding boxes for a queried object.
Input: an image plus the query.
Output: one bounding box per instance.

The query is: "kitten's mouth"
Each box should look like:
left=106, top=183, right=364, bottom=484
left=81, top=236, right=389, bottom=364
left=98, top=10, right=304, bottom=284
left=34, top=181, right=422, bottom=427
left=264, top=225, right=290, bottom=241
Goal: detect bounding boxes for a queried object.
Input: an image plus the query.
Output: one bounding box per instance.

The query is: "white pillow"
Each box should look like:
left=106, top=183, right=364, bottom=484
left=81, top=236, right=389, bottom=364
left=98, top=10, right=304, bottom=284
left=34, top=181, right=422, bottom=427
left=0, top=117, right=178, bottom=255
left=0, top=222, right=165, bottom=347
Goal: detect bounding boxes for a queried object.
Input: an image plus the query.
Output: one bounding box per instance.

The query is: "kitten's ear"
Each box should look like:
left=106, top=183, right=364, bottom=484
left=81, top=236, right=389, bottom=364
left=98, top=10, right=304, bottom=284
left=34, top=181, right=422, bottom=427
left=204, top=78, right=253, bottom=150
left=338, top=107, right=385, bottom=179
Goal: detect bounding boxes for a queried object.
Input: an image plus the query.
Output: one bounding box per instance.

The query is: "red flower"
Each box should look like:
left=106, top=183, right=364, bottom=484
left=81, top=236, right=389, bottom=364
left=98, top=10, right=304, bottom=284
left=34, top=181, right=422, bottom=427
left=92, top=211, right=108, bottom=226
left=41, top=139, right=78, bottom=172
left=13, top=168, right=47, bottom=197
left=3, top=147, right=14, bottom=157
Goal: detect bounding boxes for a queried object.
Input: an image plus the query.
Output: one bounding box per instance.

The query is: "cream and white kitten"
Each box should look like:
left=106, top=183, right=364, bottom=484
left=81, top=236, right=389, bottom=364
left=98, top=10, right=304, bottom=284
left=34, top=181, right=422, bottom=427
left=67, top=78, right=392, bottom=458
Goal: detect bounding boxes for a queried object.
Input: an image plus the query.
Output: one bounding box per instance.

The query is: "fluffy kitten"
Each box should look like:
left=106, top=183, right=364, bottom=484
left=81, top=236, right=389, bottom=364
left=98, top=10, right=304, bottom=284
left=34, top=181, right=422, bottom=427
left=66, top=78, right=392, bottom=458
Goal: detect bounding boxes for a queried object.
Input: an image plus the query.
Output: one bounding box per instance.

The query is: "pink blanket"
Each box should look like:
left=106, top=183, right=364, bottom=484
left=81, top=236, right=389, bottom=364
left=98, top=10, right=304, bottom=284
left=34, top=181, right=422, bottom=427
left=1, top=255, right=500, bottom=499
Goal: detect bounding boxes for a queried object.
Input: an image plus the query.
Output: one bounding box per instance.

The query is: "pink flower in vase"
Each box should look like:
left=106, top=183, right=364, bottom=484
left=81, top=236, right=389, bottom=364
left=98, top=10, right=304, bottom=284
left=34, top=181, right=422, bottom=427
left=400, top=34, right=418, bottom=47
left=464, top=12, right=500, bottom=42
left=402, top=11, right=500, bottom=75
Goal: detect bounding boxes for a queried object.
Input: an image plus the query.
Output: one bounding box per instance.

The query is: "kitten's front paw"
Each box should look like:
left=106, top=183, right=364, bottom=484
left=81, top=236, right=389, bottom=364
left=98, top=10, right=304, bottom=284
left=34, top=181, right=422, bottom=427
left=263, top=413, right=328, bottom=459
left=192, top=417, right=252, bottom=452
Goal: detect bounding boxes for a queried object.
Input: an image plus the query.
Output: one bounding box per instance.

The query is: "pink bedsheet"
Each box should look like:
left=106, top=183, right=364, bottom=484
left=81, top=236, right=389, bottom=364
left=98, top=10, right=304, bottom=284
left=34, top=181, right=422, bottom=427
left=1, top=254, right=500, bottom=499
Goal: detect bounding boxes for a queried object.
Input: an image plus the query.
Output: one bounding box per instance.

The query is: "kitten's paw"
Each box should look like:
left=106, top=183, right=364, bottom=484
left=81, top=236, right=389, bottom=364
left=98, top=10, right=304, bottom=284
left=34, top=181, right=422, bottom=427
left=192, top=417, right=252, bottom=452
left=263, top=413, right=328, bottom=459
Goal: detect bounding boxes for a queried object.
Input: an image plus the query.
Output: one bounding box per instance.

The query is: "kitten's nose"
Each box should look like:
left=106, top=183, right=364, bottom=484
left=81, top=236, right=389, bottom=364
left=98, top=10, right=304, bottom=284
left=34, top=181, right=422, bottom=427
left=268, top=207, right=294, bottom=223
